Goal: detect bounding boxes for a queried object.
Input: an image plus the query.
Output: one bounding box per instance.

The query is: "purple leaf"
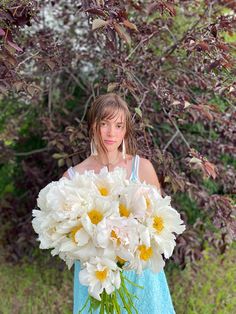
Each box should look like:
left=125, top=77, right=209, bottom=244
left=0, top=28, right=5, bottom=36
left=7, top=40, right=23, bottom=52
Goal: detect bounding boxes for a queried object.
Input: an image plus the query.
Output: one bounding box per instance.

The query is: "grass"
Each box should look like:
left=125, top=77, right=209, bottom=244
left=0, top=253, right=73, bottom=314
left=0, top=246, right=235, bottom=314
left=167, top=245, right=236, bottom=314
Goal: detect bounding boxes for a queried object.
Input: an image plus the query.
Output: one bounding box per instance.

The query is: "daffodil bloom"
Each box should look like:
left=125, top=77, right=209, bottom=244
left=118, top=184, right=149, bottom=220
left=93, top=166, right=127, bottom=198
left=105, top=217, right=140, bottom=265
left=128, top=240, right=165, bottom=274
left=36, top=178, right=93, bottom=221
left=56, top=240, right=99, bottom=269
left=79, top=257, right=121, bottom=301
left=58, top=221, right=91, bottom=252
left=80, top=197, right=119, bottom=239
left=37, top=181, right=58, bottom=212
left=146, top=196, right=185, bottom=258
left=107, top=216, right=140, bottom=249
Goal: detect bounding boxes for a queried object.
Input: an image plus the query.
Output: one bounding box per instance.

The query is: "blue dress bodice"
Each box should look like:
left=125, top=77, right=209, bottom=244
left=68, top=156, right=175, bottom=314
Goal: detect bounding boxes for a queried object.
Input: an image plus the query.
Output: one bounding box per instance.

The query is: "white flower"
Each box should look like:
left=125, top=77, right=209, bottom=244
left=68, top=170, right=98, bottom=189
left=133, top=183, right=161, bottom=217
left=47, top=179, right=92, bottom=220
left=108, top=216, right=140, bottom=250
left=117, top=179, right=163, bottom=222
left=57, top=252, right=74, bottom=269
left=79, top=257, right=121, bottom=301
left=146, top=195, right=186, bottom=258
left=80, top=197, right=119, bottom=241
left=51, top=238, right=99, bottom=266
left=32, top=209, right=62, bottom=248
left=37, top=181, right=58, bottom=212
left=127, top=240, right=165, bottom=274
left=100, top=217, right=140, bottom=265
left=32, top=210, right=94, bottom=264
left=56, top=220, right=90, bottom=249
left=93, top=166, right=127, bottom=197
left=118, top=185, right=148, bottom=220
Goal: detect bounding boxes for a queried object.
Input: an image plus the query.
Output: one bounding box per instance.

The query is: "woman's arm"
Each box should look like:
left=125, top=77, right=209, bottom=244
left=139, top=158, right=161, bottom=191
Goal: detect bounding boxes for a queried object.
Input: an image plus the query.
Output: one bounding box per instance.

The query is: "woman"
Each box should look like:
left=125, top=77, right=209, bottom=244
left=63, top=93, right=175, bottom=313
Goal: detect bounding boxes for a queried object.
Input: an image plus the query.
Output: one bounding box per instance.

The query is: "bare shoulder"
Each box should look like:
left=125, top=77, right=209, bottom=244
left=139, top=157, right=161, bottom=190
left=62, top=157, right=92, bottom=179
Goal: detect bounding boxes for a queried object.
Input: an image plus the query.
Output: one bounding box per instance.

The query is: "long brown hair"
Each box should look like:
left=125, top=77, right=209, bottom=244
left=87, top=93, right=137, bottom=155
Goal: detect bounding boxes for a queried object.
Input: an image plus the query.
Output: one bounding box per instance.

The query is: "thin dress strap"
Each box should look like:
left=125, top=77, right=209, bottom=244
left=130, top=155, right=140, bottom=182
left=67, top=166, right=75, bottom=180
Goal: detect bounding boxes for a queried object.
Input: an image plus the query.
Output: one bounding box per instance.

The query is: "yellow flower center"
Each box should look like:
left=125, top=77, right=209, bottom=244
left=111, top=230, right=121, bottom=245
left=70, top=225, right=82, bottom=243
left=153, top=216, right=164, bottom=233
left=138, top=245, right=153, bottom=261
left=99, top=186, right=109, bottom=196
left=116, top=256, right=126, bottom=265
left=119, top=203, right=130, bottom=217
left=95, top=268, right=108, bottom=281
left=88, top=209, right=103, bottom=225
left=145, top=197, right=151, bottom=208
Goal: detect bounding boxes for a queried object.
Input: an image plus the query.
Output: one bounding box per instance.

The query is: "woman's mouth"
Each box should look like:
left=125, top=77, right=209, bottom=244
left=104, top=140, right=116, bottom=145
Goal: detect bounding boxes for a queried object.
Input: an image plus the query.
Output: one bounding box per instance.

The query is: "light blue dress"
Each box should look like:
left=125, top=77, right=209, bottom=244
left=68, top=155, right=175, bottom=314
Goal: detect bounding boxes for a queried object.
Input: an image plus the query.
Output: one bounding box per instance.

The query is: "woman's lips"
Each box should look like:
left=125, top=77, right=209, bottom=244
left=104, top=140, right=116, bottom=145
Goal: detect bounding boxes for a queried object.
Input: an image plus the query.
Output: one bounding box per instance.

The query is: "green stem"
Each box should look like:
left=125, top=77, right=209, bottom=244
left=79, top=272, right=142, bottom=314
left=78, top=296, right=89, bottom=314
left=120, top=272, right=140, bottom=313
left=112, top=292, right=121, bottom=314
left=107, top=293, right=113, bottom=313
left=100, top=292, right=105, bottom=314
left=118, top=289, right=132, bottom=314
left=121, top=280, right=136, bottom=310
left=123, top=276, right=144, bottom=289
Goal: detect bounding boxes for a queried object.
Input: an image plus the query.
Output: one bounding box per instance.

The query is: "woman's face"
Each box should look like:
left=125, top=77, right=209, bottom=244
left=97, top=110, right=126, bottom=153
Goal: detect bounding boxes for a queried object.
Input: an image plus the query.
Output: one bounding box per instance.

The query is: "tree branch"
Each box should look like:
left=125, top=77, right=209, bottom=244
left=157, top=6, right=209, bottom=64
left=162, top=107, right=191, bottom=149
left=15, top=51, right=40, bottom=71
left=125, top=30, right=159, bottom=62
left=14, top=147, right=50, bottom=157
left=163, top=130, right=180, bottom=153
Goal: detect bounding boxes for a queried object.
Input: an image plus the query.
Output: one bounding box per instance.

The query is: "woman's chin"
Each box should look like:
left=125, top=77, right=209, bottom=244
left=106, top=147, right=118, bottom=152
left=104, top=145, right=119, bottom=152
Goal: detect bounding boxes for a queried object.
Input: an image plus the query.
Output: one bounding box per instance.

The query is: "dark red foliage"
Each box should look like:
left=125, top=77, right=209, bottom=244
left=0, top=0, right=235, bottom=267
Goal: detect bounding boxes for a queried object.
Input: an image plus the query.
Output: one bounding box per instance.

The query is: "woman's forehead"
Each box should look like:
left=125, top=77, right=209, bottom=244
left=102, top=108, right=125, bottom=122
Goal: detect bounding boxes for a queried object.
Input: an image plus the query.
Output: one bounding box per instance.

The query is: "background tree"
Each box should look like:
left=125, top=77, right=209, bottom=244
left=0, top=0, right=235, bottom=266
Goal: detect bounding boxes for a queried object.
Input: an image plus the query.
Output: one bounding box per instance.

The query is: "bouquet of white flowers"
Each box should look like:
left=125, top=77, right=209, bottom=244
left=32, top=167, right=185, bottom=313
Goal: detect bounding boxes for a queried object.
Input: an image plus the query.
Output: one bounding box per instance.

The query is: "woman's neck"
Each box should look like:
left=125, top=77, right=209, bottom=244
left=96, top=150, right=121, bottom=166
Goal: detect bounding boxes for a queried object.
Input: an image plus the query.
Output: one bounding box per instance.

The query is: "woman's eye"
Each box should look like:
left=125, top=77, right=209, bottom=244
left=100, top=122, right=107, bottom=126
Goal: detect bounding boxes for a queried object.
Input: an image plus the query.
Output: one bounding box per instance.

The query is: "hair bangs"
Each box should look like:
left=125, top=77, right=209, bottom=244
left=99, top=101, right=124, bottom=122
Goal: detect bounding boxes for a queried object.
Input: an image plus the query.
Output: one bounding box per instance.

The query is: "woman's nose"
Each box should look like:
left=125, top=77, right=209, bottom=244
left=107, top=126, right=115, bottom=136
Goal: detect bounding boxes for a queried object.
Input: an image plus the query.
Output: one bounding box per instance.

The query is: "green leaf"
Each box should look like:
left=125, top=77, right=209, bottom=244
left=58, top=159, right=65, bottom=167
left=135, top=107, right=142, bottom=118
left=52, top=153, right=67, bottom=159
